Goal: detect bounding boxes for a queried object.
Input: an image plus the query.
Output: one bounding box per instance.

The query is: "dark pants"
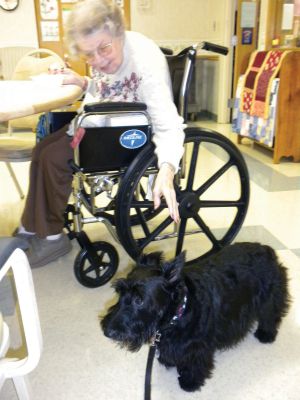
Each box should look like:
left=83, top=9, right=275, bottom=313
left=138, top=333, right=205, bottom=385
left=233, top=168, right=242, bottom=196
left=21, top=126, right=73, bottom=238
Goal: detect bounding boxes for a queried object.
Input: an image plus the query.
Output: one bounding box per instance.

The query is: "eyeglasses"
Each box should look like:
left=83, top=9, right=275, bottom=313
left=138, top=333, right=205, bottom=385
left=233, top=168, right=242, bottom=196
left=80, top=41, right=113, bottom=61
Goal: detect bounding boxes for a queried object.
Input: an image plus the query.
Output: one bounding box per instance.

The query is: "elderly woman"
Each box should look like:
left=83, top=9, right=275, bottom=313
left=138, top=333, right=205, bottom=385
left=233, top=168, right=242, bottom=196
left=16, top=0, right=185, bottom=268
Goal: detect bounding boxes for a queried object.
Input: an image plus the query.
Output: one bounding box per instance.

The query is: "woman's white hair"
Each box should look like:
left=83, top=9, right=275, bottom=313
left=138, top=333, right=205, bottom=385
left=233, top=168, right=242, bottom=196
left=64, top=0, right=125, bottom=57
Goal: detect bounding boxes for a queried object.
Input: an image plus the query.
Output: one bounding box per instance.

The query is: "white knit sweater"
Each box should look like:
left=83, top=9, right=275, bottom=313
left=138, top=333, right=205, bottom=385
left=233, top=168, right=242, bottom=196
left=81, top=31, right=185, bottom=171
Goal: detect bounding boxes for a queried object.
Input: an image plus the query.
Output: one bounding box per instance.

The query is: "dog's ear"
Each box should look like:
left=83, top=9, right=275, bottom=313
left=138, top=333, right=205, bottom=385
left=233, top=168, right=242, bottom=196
left=112, top=278, right=129, bottom=294
left=138, top=252, right=164, bottom=268
left=162, top=252, right=185, bottom=284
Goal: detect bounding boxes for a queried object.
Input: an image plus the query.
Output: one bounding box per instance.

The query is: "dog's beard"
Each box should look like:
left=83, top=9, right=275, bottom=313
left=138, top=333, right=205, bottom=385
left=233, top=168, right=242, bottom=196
left=117, top=335, right=145, bottom=352
left=101, top=316, right=157, bottom=352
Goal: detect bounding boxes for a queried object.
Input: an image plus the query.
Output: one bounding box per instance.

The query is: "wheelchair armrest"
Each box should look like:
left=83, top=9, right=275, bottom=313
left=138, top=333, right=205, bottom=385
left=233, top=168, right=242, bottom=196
left=83, top=102, right=147, bottom=113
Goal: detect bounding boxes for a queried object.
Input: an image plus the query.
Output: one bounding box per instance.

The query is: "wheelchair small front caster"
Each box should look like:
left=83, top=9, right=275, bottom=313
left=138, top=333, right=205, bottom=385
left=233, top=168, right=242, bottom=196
left=74, top=241, right=118, bottom=288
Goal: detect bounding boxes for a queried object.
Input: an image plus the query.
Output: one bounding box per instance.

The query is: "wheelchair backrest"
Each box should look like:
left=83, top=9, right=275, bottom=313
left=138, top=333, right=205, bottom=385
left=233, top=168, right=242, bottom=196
left=166, top=46, right=197, bottom=122
left=73, top=103, right=152, bottom=173
left=76, top=124, right=152, bottom=172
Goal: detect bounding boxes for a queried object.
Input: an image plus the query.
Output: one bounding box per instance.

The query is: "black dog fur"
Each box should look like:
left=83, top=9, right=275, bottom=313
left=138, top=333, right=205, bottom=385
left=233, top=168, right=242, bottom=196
left=101, top=242, right=290, bottom=392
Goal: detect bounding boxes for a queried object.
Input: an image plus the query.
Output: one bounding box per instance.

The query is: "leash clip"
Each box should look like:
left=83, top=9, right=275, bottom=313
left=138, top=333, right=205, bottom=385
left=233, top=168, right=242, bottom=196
left=151, top=331, right=161, bottom=346
left=155, top=332, right=161, bottom=343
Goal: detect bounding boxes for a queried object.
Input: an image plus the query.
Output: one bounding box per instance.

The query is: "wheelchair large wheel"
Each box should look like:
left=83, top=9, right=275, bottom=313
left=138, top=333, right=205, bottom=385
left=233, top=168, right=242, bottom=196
left=115, top=127, right=250, bottom=265
left=74, top=241, right=118, bottom=288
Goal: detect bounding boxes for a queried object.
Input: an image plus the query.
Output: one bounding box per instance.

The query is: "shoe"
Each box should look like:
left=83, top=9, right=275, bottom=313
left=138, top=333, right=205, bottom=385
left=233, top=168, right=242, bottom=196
left=26, top=233, right=72, bottom=268
left=12, top=228, right=35, bottom=241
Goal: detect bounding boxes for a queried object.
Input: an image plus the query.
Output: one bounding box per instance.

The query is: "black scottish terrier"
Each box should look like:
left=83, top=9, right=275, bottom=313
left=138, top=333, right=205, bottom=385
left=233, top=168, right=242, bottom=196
left=101, top=242, right=290, bottom=392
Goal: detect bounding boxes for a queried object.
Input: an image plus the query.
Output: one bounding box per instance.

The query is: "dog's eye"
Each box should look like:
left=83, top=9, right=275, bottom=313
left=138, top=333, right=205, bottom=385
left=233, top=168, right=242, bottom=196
left=133, top=295, right=144, bottom=307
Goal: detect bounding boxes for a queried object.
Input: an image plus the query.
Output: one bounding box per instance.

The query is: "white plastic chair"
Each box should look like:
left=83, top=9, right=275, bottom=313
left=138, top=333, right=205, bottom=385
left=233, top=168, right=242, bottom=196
left=0, top=237, right=42, bottom=400
left=0, top=312, right=9, bottom=360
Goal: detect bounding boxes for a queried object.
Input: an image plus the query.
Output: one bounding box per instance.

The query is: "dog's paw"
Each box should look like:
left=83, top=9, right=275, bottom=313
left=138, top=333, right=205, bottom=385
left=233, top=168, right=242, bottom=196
left=178, top=374, right=203, bottom=392
left=254, top=328, right=277, bottom=343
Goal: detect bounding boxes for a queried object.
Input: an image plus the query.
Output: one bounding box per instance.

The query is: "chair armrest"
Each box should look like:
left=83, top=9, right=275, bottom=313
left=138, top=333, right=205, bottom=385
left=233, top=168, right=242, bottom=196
left=83, top=102, right=147, bottom=113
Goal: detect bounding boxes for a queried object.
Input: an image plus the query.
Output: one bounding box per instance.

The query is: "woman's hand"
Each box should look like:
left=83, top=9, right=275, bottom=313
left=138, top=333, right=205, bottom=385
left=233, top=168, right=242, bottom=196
left=61, top=68, right=87, bottom=89
left=48, top=63, right=86, bottom=89
left=153, top=163, right=180, bottom=223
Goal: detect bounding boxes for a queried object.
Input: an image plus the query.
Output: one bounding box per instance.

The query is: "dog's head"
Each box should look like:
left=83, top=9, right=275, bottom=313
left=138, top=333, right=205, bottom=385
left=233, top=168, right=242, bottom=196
left=101, top=251, right=186, bottom=351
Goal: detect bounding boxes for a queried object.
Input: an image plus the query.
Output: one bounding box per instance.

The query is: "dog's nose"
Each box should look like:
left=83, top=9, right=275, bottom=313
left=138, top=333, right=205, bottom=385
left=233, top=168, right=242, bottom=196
left=101, top=319, right=122, bottom=339
left=103, top=326, right=121, bottom=340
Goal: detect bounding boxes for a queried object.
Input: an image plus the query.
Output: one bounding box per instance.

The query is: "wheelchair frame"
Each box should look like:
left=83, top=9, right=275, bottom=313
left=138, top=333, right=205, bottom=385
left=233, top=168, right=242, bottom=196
left=63, top=42, right=250, bottom=288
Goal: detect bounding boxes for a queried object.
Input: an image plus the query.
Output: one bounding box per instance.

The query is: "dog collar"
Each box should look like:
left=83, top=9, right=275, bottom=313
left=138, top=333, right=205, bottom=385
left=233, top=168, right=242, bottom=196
left=150, top=287, right=189, bottom=346
left=170, top=293, right=188, bottom=325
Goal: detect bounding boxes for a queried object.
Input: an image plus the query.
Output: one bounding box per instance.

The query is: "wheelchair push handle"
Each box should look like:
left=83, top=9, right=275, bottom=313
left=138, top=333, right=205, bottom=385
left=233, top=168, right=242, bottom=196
left=199, top=41, right=229, bottom=55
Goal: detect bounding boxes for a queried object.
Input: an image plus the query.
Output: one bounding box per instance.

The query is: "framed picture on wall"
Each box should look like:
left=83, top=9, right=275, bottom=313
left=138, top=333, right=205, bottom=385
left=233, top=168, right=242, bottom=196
left=40, top=0, right=58, bottom=20
left=41, top=20, right=59, bottom=41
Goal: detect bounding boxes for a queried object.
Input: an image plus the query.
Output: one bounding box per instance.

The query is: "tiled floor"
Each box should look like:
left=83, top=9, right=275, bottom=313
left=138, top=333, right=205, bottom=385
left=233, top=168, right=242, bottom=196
left=1, top=121, right=300, bottom=400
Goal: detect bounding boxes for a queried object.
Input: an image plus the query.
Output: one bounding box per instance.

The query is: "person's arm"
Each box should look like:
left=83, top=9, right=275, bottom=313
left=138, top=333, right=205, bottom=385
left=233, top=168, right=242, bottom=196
left=139, top=49, right=185, bottom=223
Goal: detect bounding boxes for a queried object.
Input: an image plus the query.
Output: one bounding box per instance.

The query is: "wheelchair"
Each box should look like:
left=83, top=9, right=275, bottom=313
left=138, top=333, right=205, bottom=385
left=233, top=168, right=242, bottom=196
left=59, top=42, right=250, bottom=288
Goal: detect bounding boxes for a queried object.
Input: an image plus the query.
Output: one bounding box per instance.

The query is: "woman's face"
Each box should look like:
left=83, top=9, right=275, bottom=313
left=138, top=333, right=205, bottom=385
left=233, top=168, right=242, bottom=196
left=77, top=30, right=124, bottom=74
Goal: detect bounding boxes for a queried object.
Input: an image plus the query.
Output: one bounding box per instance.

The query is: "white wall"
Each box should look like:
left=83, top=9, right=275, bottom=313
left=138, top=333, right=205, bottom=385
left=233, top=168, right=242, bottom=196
left=131, top=0, right=235, bottom=122
left=0, top=0, right=38, bottom=47
left=131, top=0, right=225, bottom=49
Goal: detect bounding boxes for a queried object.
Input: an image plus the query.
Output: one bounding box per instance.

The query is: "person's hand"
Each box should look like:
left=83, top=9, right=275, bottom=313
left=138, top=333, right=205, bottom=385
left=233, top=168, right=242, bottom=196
left=48, top=63, right=86, bottom=89
left=48, top=62, right=65, bottom=75
left=153, top=163, right=180, bottom=223
left=61, top=68, right=87, bottom=89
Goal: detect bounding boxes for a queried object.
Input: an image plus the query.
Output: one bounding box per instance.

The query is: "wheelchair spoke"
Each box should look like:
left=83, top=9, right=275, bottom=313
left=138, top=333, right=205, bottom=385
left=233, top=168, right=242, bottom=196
left=129, top=185, right=167, bottom=227
left=83, top=265, right=96, bottom=276
left=84, top=254, right=105, bottom=276
left=186, top=141, right=200, bottom=190
left=193, top=214, right=222, bottom=250
left=195, top=159, right=234, bottom=196
left=134, top=207, right=150, bottom=236
left=138, top=185, right=147, bottom=199
left=175, top=218, right=187, bottom=255
left=199, top=199, right=246, bottom=208
left=138, top=216, right=174, bottom=251
left=130, top=199, right=157, bottom=208
left=130, top=197, right=168, bottom=209
left=95, top=261, right=111, bottom=277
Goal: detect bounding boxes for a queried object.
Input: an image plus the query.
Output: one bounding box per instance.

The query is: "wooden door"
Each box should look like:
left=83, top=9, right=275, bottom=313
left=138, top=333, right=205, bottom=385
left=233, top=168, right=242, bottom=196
left=265, top=0, right=300, bottom=49
left=232, top=0, right=261, bottom=97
